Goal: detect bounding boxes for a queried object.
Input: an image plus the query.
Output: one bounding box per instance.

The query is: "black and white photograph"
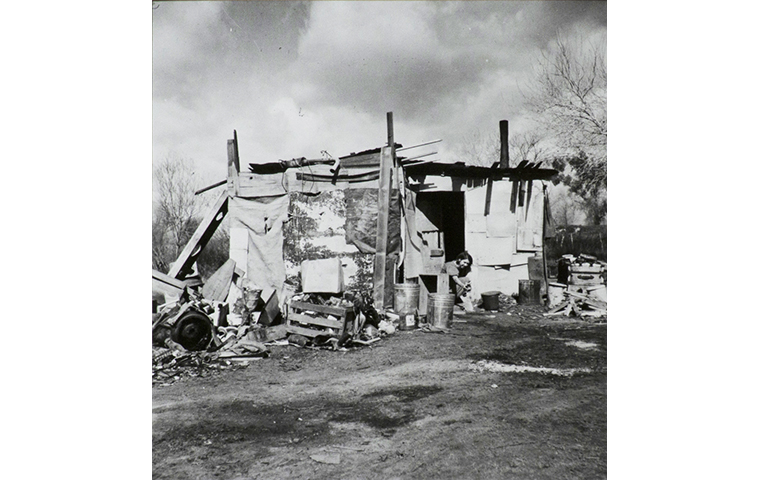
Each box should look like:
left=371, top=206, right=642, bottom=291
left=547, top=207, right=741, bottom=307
left=8, top=1, right=760, bottom=478
left=151, top=1, right=607, bottom=478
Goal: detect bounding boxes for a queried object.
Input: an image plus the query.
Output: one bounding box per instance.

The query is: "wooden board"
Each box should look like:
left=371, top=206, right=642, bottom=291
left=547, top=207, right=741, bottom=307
left=373, top=146, right=393, bottom=309
left=289, top=301, right=347, bottom=317
left=285, top=324, right=330, bottom=338
left=238, top=173, right=289, bottom=197
left=288, top=313, right=343, bottom=329
left=201, top=258, right=236, bottom=302
left=167, top=190, right=229, bottom=280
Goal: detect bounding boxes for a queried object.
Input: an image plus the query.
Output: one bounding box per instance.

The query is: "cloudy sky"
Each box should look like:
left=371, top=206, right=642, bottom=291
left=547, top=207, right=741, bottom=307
left=153, top=1, right=606, bottom=183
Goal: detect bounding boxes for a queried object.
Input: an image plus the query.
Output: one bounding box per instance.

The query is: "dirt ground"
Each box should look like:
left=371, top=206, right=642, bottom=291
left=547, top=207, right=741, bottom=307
left=153, top=306, right=606, bottom=479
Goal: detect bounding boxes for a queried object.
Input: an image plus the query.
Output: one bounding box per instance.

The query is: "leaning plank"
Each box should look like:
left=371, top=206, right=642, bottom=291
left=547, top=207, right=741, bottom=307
left=168, top=190, right=229, bottom=280
left=152, top=269, right=186, bottom=291
left=546, top=300, right=570, bottom=314
left=152, top=269, right=199, bottom=297
left=201, top=258, right=236, bottom=302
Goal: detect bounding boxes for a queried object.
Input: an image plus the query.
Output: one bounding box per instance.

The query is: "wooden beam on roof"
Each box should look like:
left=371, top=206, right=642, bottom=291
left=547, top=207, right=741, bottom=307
left=167, top=190, right=229, bottom=280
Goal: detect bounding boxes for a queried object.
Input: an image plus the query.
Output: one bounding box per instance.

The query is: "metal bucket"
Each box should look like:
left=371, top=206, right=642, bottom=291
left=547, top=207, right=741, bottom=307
left=426, top=293, right=455, bottom=329
left=481, top=291, right=501, bottom=311
left=548, top=283, right=567, bottom=307
left=394, top=283, right=420, bottom=330
left=518, top=280, right=542, bottom=305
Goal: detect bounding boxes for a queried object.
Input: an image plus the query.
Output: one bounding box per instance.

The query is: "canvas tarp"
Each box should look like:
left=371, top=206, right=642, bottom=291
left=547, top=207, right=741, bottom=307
left=228, top=195, right=290, bottom=296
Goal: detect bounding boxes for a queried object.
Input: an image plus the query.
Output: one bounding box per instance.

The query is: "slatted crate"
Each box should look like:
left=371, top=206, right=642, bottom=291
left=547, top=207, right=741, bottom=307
left=286, top=301, right=355, bottom=344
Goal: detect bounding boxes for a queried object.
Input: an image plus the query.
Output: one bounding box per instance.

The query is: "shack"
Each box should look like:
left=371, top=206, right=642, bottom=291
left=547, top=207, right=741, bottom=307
left=166, top=115, right=557, bottom=314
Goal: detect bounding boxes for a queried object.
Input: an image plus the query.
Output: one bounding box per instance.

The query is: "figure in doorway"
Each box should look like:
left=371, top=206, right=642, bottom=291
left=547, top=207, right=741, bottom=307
left=444, top=251, right=476, bottom=312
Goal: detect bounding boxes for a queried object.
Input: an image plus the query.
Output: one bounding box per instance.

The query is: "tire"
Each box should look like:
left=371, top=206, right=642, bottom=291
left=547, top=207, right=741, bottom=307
left=171, top=310, right=213, bottom=351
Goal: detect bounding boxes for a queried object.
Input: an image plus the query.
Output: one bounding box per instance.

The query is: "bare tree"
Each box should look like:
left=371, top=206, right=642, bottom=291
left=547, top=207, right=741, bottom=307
left=526, top=35, right=606, bottom=158
left=453, top=129, right=500, bottom=167
left=524, top=33, right=607, bottom=224
left=510, top=132, right=546, bottom=165
left=152, top=154, right=208, bottom=271
left=454, top=129, right=549, bottom=168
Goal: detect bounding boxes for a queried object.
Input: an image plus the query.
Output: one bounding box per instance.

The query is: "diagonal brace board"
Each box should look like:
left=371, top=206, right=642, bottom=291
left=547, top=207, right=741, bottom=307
left=168, top=190, right=229, bottom=280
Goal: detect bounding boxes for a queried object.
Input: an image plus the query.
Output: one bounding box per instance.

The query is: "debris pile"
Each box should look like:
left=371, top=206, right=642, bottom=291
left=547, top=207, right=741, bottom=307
left=152, top=285, right=272, bottom=385
left=544, top=287, right=607, bottom=318
left=284, top=291, right=396, bottom=349
left=546, top=253, right=607, bottom=318
left=152, top=258, right=402, bottom=385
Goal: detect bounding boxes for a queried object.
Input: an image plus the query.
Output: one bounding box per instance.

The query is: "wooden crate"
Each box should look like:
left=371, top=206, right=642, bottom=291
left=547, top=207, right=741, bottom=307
left=286, top=301, right=355, bottom=343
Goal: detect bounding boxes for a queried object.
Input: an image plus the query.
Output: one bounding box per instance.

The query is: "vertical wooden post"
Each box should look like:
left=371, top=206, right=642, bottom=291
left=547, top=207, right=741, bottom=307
left=499, top=120, right=509, bottom=168
left=227, top=130, right=240, bottom=196
left=373, top=112, right=394, bottom=309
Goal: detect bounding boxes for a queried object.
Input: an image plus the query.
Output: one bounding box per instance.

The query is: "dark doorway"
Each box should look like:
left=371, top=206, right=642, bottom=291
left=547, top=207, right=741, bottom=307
left=416, top=191, right=465, bottom=262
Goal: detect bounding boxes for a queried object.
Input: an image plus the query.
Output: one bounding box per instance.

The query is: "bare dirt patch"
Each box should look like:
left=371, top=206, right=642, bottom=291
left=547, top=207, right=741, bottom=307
left=153, top=309, right=606, bottom=479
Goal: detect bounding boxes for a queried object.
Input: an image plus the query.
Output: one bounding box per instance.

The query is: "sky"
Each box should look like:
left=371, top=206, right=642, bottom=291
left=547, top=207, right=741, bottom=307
left=153, top=1, right=606, bottom=184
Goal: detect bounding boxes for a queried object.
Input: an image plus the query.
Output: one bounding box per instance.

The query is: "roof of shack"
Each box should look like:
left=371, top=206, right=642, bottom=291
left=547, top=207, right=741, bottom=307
left=404, top=161, right=557, bottom=181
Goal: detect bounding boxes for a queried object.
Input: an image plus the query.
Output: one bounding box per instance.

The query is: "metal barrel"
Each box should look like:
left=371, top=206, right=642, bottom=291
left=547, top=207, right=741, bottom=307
left=518, top=279, right=542, bottom=305
left=481, top=291, right=501, bottom=311
left=426, top=293, right=456, bottom=329
left=394, top=283, right=421, bottom=330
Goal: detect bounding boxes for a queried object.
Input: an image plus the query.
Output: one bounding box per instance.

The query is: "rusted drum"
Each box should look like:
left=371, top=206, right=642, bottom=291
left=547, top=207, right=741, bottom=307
left=518, top=280, right=542, bottom=305
left=394, top=283, right=420, bottom=330
left=426, top=293, right=455, bottom=329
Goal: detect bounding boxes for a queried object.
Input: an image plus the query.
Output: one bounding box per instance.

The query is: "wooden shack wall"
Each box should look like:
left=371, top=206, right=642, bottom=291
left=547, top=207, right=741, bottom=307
left=465, top=179, right=544, bottom=296
left=406, top=173, right=544, bottom=297
left=232, top=165, right=545, bottom=297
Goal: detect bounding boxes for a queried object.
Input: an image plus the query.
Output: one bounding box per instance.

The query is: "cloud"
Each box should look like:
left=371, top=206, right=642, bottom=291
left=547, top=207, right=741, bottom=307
left=152, top=1, right=606, bottom=181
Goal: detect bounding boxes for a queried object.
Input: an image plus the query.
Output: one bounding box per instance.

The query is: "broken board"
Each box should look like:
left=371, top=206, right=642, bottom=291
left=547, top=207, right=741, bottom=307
left=201, top=259, right=236, bottom=302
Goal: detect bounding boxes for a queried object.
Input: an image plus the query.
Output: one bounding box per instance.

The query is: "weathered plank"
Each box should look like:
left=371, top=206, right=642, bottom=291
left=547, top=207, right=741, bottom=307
left=286, top=324, right=330, bottom=338
left=373, top=145, right=394, bottom=309
left=227, top=131, right=240, bottom=196
left=167, top=190, right=229, bottom=280
left=289, top=301, right=347, bottom=317
left=201, top=258, right=236, bottom=302
left=288, top=313, right=343, bottom=329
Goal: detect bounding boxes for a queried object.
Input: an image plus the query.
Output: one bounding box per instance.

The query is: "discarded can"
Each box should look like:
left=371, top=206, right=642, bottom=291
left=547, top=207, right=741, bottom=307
left=518, top=280, right=542, bottom=305
left=481, top=291, right=501, bottom=311
left=426, top=293, right=455, bottom=329
left=394, top=283, right=420, bottom=330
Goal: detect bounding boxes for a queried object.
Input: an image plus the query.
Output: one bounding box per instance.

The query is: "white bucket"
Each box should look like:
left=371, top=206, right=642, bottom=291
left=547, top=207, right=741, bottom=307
left=548, top=283, right=567, bottom=307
